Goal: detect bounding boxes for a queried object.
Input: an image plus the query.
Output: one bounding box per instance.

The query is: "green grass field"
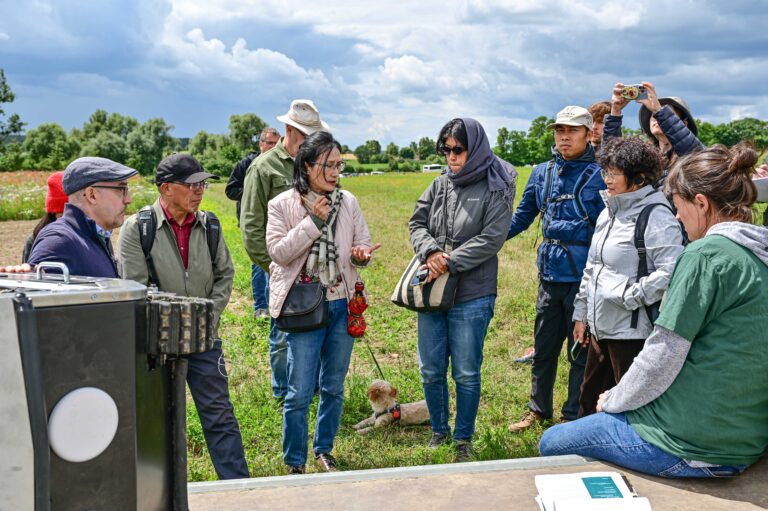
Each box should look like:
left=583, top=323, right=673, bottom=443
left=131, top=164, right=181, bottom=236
left=186, top=168, right=582, bottom=480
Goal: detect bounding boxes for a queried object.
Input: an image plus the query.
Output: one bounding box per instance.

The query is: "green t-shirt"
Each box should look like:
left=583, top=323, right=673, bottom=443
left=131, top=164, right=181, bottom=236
left=627, top=235, right=768, bottom=466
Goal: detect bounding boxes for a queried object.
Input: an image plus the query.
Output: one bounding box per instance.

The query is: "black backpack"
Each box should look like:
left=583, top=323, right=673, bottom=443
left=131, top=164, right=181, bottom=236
left=631, top=202, right=678, bottom=328
left=136, top=205, right=221, bottom=286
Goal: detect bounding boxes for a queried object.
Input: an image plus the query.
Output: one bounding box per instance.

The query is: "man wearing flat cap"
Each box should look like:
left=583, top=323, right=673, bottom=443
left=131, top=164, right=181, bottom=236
left=506, top=106, right=606, bottom=433
left=118, top=153, right=249, bottom=480
left=240, top=99, right=330, bottom=402
left=26, top=156, right=138, bottom=277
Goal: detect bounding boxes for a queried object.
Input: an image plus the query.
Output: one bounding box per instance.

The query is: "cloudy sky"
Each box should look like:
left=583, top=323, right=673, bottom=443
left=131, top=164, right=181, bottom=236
left=1, top=0, right=766, bottom=147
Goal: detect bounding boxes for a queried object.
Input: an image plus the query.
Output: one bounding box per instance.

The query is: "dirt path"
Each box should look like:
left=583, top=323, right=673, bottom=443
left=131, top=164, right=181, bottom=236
left=0, top=220, right=37, bottom=264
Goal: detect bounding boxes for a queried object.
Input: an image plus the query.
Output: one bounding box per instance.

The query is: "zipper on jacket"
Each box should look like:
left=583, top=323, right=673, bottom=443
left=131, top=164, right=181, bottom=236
left=590, top=215, right=615, bottom=341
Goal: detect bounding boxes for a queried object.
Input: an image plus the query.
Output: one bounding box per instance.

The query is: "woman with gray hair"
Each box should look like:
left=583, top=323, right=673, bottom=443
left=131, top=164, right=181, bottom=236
left=409, top=118, right=516, bottom=461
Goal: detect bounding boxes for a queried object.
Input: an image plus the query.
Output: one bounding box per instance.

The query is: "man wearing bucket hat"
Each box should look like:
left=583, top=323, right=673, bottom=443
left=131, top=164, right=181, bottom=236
left=240, top=99, right=330, bottom=402
left=506, top=106, right=606, bottom=433
left=118, top=153, right=249, bottom=480
left=604, top=81, right=703, bottom=188
left=22, top=157, right=138, bottom=278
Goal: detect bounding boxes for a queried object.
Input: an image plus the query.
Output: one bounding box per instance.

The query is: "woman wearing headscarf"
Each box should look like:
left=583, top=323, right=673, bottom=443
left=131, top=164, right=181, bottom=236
left=266, top=131, right=380, bottom=475
left=409, top=118, right=517, bottom=461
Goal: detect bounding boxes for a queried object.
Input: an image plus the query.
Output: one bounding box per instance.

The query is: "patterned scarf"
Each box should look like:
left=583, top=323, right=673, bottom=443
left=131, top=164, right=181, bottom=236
left=304, top=185, right=343, bottom=286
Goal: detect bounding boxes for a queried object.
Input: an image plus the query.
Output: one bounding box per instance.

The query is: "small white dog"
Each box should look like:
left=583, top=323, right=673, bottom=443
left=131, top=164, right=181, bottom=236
left=352, top=379, right=430, bottom=434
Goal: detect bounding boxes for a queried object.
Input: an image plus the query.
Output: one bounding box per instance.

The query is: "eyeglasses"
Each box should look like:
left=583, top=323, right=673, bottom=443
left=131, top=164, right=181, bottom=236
left=90, top=185, right=130, bottom=198
left=440, top=145, right=466, bottom=156
left=313, top=161, right=346, bottom=172
left=600, top=169, right=622, bottom=181
left=174, top=181, right=209, bottom=191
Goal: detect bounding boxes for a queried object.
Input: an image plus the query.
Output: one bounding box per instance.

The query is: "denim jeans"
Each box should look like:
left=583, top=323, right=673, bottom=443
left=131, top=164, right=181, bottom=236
left=417, top=295, right=495, bottom=441
left=539, top=412, right=747, bottom=478
left=185, top=340, right=249, bottom=479
left=282, top=299, right=354, bottom=467
left=251, top=264, right=268, bottom=311
left=267, top=280, right=288, bottom=398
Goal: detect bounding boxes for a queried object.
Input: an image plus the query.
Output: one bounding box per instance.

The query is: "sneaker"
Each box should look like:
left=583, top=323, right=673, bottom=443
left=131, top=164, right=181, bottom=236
left=513, top=347, right=535, bottom=363
left=428, top=432, right=450, bottom=449
left=287, top=465, right=305, bottom=475
left=455, top=440, right=473, bottom=462
left=253, top=308, right=269, bottom=319
left=315, top=452, right=338, bottom=472
left=508, top=410, right=545, bottom=433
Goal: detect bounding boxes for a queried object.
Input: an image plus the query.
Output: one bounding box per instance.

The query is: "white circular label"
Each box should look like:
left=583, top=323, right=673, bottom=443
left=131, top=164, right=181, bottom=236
left=48, top=387, right=119, bottom=463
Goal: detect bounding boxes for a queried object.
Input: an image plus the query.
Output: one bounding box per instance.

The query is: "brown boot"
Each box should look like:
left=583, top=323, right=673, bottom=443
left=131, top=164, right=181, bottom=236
left=508, top=411, right=544, bottom=433
left=315, top=453, right=338, bottom=472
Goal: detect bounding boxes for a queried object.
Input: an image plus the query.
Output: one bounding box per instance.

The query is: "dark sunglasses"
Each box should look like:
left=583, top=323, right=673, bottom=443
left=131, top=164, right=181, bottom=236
left=440, top=144, right=466, bottom=156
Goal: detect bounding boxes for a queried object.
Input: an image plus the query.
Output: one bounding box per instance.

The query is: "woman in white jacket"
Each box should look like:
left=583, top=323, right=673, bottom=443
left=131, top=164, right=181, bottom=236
left=266, top=131, right=379, bottom=474
left=573, top=137, right=684, bottom=416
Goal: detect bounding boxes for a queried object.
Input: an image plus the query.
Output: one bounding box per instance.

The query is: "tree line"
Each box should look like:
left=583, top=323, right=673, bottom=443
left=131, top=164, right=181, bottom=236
left=1, top=69, right=766, bottom=174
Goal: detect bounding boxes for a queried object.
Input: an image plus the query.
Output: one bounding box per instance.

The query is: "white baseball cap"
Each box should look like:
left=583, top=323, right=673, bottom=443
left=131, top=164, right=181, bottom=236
left=547, top=106, right=594, bottom=131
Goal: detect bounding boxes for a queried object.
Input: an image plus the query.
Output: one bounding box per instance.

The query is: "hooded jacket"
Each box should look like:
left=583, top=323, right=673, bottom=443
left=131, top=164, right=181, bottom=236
left=507, top=145, right=606, bottom=282
left=573, top=186, right=684, bottom=340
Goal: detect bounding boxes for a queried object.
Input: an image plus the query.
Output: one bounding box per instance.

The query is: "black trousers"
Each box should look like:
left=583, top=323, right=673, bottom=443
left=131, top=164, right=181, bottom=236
left=186, top=340, right=250, bottom=479
left=528, top=281, right=586, bottom=420
left=578, top=337, right=646, bottom=417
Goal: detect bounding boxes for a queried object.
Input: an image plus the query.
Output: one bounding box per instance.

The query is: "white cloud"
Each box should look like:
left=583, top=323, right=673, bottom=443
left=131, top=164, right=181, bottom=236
left=0, top=32, right=9, bottom=41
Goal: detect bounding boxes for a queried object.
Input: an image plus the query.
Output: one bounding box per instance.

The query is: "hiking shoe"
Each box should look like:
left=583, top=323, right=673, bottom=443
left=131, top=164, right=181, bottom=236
left=514, top=346, right=535, bottom=363
left=428, top=432, right=450, bottom=449
left=315, top=452, right=338, bottom=472
left=253, top=308, right=269, bottom=319
left=287, top=465, right=305, bottom=475
left=455, top=440, right=473, bottom=462
left=508, top=411, right=545, bottom=433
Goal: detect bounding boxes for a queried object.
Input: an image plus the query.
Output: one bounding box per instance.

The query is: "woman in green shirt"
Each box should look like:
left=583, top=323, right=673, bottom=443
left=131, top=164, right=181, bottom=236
left=540, top=142, right=768, bottom=477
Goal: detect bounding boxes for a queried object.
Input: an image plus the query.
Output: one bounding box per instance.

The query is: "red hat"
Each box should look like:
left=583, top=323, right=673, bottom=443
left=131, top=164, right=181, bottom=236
left=46, top=171, right=68, bottom=214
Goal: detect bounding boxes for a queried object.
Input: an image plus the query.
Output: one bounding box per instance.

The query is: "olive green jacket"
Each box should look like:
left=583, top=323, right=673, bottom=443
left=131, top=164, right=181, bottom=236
left=118, top=198, right=234, bottom=338
left=240, top=138, right=294, bottom=271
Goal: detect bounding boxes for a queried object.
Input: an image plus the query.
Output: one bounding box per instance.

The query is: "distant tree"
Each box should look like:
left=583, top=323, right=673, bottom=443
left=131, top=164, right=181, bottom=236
left=126, top=118, right=177, bottom=174
left=340, top=144, right=351, bottom=153
left=620, top=126, right=644, bottom=138
left=386, top=142, right=399, bottom=156
left=364, top=139, right=381, bottom=155
left=81, top=109, right=109, bottom=140
left=228, top=113, right=266, bottom=153
left=106, top=113, right=139, bottom=138
left=696, top=120, right=718, bottom=147
left=399, top=145, right=415, bottom=159
left=494, top=127, right=528, bottom=166
left=80, top=130, right=129, bottom=163
left=0, top=69, right=25, bottom=143
left=353, top=143, right=371, bottom=164
left=188, top=130, right=226, bottom=157
left=22, top=123, right=79, bottom=170
left=417, top=137, right=436, bottom=159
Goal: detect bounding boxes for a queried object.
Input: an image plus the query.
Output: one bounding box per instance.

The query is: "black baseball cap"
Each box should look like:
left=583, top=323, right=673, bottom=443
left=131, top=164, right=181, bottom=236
left=155, top=153, right=219, bottom=184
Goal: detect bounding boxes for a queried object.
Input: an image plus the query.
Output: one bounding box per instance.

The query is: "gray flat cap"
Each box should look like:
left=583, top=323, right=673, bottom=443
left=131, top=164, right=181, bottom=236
left=62, top=157, right=139, bottom=195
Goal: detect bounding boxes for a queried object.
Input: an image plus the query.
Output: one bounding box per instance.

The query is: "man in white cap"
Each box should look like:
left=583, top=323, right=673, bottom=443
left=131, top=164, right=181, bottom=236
left=505, top=106, right=607, bottom=432
left=240, top=99, right=330, bottom=402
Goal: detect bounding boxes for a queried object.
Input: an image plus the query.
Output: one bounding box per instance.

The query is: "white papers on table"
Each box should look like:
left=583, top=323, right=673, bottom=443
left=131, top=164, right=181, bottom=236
left=534, top=471, right=652, bottom=511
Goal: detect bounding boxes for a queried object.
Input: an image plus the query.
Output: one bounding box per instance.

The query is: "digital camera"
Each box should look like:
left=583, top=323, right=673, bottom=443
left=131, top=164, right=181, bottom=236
left=621, top=84, right=648, bottom=100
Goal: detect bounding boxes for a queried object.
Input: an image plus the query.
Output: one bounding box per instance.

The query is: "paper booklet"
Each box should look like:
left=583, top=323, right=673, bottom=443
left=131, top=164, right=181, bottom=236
left=534, top=471, right=652, bottom=511
left=754, top=177, right=768, bottom=203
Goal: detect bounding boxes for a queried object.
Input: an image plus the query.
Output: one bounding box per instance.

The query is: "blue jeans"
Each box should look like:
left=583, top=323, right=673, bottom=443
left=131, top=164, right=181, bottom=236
left=417, top=295, right=496, bottom=441
left=267, top=280, right=289, bottom=398
left=282, top=299, right=354, bottom=467
left=186, top=340, right=249, bottom=479
left=251, top=264, right=268, bottom=311
left=539, top=412, right=747, bottom=478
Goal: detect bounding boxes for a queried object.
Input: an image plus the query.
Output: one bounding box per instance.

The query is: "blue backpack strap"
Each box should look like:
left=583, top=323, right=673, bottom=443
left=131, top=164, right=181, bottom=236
left=573, top=163, right=601, bottom=230
left=630, top=201, right=675, bottom=328
left=538, top=160, right=557, bottom=215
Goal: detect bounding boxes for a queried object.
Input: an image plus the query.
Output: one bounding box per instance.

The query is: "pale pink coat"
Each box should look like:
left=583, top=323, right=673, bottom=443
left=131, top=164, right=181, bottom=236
left=266, top=189, right=372, bottom=318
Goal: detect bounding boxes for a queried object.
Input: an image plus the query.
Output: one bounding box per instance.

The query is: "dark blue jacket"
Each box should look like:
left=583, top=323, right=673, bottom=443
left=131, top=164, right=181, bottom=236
left=507, top=145, right=606, bottom=282
left=604, top=106, right=704, bottom=171
left=28, top=204, right=119, bottom=278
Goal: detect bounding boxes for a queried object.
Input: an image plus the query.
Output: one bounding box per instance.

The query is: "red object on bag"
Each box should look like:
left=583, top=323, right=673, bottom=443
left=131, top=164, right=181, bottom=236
left=347, top=281, right=368, bottom=338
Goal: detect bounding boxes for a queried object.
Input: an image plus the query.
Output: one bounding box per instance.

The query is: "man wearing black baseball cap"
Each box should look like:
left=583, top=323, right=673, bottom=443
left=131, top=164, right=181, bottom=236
left=19, top=156, right=139, bottom=277
left=118, top=153, right=249, bottom=480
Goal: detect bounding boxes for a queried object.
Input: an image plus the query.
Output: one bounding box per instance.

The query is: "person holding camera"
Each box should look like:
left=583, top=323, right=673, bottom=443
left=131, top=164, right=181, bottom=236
left=410, top=118, right=516, bottom=461
left=604, top=82, right=703, bottom=188
left=266, top=131, right=379, bottom=475
left=572, top=137, right=683, bottom=417
left=540, top=142, right=768, bottom=478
